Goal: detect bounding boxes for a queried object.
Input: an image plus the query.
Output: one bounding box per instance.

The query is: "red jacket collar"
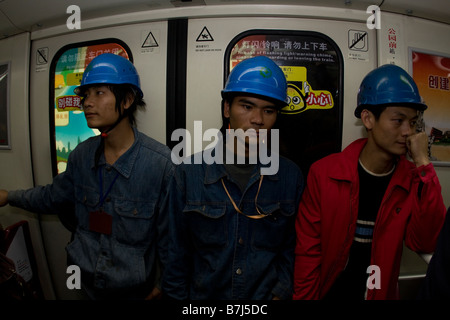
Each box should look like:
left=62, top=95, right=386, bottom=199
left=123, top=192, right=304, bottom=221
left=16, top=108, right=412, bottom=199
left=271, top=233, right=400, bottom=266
left=327, top=138, right=414, bottom=192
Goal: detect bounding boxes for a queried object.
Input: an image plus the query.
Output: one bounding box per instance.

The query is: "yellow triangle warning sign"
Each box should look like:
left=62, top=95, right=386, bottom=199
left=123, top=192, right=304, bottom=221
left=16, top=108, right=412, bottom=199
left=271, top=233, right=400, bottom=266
left=142, top=32, right=159, bottom=48
left=196, top=26, right=214, bottom=42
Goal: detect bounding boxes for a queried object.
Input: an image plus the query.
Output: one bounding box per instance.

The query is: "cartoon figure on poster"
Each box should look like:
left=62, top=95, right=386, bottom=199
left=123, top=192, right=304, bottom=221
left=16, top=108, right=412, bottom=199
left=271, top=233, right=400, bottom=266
left=280, top=66, right=334, bottom=115
left=286, top=82, right=309, bottom=113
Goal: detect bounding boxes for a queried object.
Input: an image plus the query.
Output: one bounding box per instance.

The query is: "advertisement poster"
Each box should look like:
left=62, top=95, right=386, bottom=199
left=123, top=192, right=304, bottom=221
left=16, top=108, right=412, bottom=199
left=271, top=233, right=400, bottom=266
left=52, top=43, right=130, bottom=174
left=411, top=49, right=450, bottom=165
left=227, top=31, right=343, bottom=175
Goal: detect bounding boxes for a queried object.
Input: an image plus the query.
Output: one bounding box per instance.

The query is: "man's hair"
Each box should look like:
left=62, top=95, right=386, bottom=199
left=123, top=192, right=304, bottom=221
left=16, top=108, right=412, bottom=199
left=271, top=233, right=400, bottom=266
left=108, top=84, right=146, bottom=126
left=80, top=84, right=146, bottom=126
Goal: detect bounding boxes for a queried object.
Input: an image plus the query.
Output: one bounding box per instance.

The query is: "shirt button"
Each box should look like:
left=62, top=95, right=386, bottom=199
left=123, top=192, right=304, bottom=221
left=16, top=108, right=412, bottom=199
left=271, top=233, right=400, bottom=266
left=236, top=268, right=242, bottom=275
left=106, top=166, right=112, bottom=172
left=238, top=237, right=244, bottom=245
left=421, top=170, right=426, bottom=177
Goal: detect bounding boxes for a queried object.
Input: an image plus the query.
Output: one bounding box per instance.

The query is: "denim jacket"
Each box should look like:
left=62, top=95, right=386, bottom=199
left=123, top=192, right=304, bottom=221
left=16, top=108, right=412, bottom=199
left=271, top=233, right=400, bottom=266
left=162, top=150, right=304, bottom=300
left=8, top=128, right=174, bottom=298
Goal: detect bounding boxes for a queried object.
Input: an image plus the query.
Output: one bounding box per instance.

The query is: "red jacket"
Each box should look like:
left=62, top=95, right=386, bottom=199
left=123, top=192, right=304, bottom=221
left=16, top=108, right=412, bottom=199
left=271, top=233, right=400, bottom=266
left=293, top=138, right=446, bottom=300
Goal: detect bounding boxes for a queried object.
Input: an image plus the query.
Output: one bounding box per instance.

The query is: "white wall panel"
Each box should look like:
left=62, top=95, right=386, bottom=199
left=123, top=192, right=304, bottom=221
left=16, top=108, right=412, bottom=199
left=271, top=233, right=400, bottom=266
left=0, top=32, right=55, bottom=299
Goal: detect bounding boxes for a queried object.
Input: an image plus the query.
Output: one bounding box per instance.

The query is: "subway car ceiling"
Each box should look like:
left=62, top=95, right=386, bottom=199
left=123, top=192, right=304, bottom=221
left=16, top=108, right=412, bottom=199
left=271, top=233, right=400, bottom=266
left=1, top=0, right=450, bottom=40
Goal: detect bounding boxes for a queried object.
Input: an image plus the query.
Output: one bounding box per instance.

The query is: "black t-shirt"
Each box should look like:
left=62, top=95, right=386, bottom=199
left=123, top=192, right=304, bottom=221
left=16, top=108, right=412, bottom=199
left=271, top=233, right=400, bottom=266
left=224, top=163, right=256, bottom=193
left=325, top=160, right=394, bottom=300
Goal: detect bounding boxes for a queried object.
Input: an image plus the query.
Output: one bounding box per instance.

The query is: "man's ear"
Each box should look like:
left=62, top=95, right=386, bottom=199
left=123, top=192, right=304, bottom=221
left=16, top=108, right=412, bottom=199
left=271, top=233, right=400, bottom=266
left=223, top=100, right=231, bottom=119
left=360, top=109, right=375, bottom=130
left=122, top=92, right=135, bottom=110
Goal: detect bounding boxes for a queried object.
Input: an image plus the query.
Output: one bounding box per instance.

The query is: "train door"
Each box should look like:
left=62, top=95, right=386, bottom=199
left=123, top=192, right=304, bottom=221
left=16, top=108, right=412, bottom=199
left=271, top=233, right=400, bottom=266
left=29, top=21, right=168, bottom=299
left=184, top=17, right=377, bottom=177
left=0, top=32, right=54, bottom=299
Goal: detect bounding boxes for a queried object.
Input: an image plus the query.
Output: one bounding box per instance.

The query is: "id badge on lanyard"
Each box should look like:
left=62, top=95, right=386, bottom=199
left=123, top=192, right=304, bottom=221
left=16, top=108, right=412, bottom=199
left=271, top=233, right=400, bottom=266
left=89, top=169, right=119, bottom=235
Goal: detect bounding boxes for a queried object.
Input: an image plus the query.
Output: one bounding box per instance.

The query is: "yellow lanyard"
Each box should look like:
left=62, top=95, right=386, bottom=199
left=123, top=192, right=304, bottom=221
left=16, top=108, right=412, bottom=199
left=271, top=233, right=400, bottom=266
left=221, top=175, right=270, bottom=219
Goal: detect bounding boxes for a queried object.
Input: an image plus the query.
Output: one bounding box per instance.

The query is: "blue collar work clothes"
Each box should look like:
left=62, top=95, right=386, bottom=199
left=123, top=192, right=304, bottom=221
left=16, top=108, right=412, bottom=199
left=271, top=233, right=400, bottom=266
left=293, top=138, right=447, bottom=300
left=8, top=128, right=174, bottom=298
left=162, top=150, right=304, bottom=300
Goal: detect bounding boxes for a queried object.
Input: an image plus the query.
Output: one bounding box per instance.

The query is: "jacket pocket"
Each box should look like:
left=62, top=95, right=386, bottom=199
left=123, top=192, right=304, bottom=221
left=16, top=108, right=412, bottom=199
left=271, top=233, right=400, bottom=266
left=75, top=185, right=100, bottom=208
left=183, top=203, right=228, bottom=249
left=251, top=201, right=296, bottom=251
left=115, top=200, right=156, bottom=247
left=74, top=185, right=100, bottom=230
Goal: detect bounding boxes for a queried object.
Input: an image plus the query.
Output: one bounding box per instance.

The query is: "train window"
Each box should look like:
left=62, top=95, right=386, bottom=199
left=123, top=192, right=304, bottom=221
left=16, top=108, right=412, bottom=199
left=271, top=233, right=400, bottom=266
left=49, top=39, right=132, bottom=176
left=225, top=30, right=343, bottom=175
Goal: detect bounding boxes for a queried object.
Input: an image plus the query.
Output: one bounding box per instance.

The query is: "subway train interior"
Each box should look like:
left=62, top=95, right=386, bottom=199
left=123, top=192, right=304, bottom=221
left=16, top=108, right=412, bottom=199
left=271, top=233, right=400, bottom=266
left=0, top=0, right=449, bottom=300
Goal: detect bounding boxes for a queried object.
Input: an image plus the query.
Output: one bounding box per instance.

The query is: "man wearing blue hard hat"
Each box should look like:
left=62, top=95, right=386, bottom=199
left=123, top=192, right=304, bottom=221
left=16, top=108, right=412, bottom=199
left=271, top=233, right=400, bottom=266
left=0, top=53, right=174, bottom=299
left=163, top=56, right=304, bottom=300
left=293, top=64, right=447, bottom=300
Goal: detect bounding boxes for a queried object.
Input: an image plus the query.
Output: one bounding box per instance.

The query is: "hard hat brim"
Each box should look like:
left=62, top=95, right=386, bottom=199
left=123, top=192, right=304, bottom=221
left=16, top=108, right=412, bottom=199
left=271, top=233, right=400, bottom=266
left=354, top=102, right=428, bottom=118
left=74, top=82, right=143, bottom=99
left=221, top=90, right=288, bottom=108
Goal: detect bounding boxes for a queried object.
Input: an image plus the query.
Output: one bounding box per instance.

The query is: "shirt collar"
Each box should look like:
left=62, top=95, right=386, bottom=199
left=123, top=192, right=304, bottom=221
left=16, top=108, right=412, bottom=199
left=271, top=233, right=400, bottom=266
left=90, top=127, right=140, bottom=179
left=203, top=148, right=280, bottom=185
left=328, top=138, right=412, bottom=192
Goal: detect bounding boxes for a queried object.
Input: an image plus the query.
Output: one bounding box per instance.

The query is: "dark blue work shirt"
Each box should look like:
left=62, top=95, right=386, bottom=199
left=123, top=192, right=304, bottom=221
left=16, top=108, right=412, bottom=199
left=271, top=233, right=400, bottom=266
left=162, top=150, right=304, bottom=300
left=8, top=127, right=174, bottom=297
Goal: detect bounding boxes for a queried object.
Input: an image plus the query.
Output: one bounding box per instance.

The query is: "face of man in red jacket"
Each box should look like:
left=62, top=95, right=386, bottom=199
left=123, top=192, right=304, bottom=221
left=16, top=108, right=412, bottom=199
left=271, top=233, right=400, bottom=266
left=360, top=106, right=419, bottom=158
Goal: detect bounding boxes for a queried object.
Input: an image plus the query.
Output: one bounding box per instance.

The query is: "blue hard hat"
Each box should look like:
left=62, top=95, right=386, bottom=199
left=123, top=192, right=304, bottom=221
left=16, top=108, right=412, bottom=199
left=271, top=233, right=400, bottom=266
left=355, top=64, right=426, bottom=118
left=74, top=53, right=143, bottom=98
left=221, top=56, right=287, bottom=106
